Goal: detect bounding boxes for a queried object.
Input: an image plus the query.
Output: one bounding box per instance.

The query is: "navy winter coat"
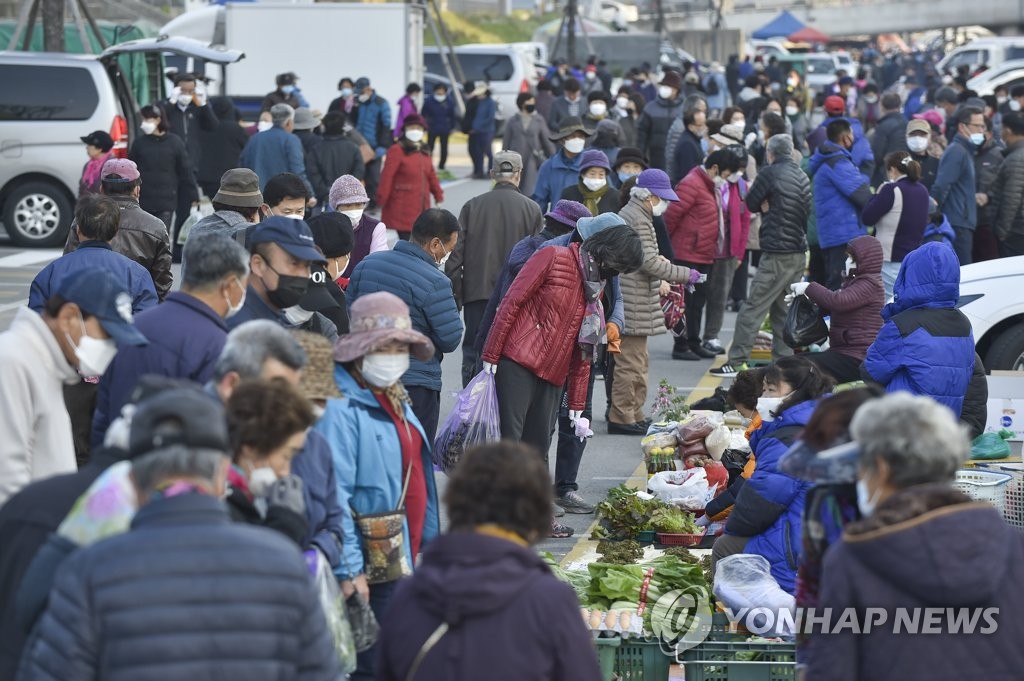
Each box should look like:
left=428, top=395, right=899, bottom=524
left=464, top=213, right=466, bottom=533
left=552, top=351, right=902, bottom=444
left=422, top=94, right=457, bottom=135
left=809, top=142, right=872, bottom=249
left=725, top=399, right=816, bottom=594
left=862, top=242, right=975, bottom=416
left=91, top=292, right=227, bottom=446
left=16, top=493, right=340, bottom=681
left=28, top=241, right=157, bottom=314
left=931, top=134, right=978, bottom=230
left=347, top=241, right=463, bottom=391
left=533, top=149, right=582, bottom=212
left=291, top=429, right=345, bottom=570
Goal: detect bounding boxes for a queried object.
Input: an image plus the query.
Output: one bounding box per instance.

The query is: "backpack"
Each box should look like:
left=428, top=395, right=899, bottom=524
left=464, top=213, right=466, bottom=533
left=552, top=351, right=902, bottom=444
left=706, top=76, right=720, bottom=96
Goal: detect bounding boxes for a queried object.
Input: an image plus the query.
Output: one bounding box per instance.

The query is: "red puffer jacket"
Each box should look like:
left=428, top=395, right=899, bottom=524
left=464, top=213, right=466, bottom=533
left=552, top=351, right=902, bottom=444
left=664, top=166, right=721, bottom=265
left=482, top=243, right=591, bottom=410
left=377, top=142, right=444, bottom=232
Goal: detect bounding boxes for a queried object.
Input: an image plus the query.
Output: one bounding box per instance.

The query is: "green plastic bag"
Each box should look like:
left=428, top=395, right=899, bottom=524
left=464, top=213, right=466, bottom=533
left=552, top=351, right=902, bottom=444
left=970, top=430, right=1015, bottom=460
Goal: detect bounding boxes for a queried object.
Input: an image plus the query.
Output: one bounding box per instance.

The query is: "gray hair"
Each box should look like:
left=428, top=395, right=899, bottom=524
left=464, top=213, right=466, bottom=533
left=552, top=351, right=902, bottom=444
left=181, top=232, right=250, bottom=291
left=271, top=103, right=295, bottom=127
left=766, top=134, right=794, bottom=162
left=682, top=93, right=706, bottom=114
left=851, top=393, right=968, bottom=488
left=629, top=185, right=652, bottom=201
left=213, top=320, right=307, bottom=381
left=132, top=447, right=227, bottom=496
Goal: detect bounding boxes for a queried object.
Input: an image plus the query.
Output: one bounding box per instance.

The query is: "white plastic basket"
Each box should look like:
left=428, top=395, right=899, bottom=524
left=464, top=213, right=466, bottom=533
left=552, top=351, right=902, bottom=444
left=953, top=469, right=1013, bottom=516
left=973, top=463, right=1024, bottom=529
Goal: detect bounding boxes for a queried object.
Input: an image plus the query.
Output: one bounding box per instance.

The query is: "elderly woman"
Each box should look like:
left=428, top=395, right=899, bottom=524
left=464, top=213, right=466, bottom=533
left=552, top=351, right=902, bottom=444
left=375, top=442, right=602, bottom=681
left=315, top=291, right=440, bottom=681
left=805, top=393, right=1024, bottom=681
left=503, top=91, right=556, bottom=197
left=377, top=114, right=444, bottom=239
left=560, top=149, right=619, bottom=216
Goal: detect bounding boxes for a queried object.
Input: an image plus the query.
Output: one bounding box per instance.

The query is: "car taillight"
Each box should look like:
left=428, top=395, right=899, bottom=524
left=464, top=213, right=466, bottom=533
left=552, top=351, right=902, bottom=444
left=110, top=116, right=129, bottom=158
left=520, top=78, right=530, bottom=93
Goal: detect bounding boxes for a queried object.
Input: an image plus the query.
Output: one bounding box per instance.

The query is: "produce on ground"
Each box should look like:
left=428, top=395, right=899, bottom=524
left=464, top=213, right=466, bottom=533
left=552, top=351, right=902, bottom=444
left=649, top=506, right=701, bottom=534
left=597, top=539, right=645, bottom=564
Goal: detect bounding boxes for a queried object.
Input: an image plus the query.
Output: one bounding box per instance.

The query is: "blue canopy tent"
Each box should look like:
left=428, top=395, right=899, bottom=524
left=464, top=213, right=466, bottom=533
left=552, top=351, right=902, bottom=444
left=751, top=10, right=805, bottom=40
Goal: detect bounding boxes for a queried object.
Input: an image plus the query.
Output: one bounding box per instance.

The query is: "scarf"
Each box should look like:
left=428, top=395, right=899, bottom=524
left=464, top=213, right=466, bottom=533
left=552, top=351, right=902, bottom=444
left=576, top=245, right=606, bottom=362
left=577, top=180, right=608, bottom=217
left=82, top=151, right=112, bottom=189
left=350, top=365, right=411, bottom=420
left=475, top=524, right=529, bottom=547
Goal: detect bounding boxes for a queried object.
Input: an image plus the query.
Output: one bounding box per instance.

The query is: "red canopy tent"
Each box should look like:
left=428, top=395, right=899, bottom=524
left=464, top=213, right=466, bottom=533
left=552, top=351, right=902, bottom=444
left=789, top=26, right=830, bottom=44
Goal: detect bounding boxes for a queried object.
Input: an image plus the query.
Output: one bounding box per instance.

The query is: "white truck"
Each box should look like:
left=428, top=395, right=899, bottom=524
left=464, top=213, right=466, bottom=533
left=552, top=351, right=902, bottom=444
left=161, top=1, right=424, bottom=119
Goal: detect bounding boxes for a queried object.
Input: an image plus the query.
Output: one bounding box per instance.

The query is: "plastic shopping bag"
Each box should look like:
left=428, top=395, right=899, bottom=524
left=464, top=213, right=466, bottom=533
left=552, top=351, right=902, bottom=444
left=648, top=468, right=717, bottom=510
left=433, top=370, right=500, bottom=472
left=783, top=296, right=828, bottom=349
left=971, top=430, right=1014, bottom=460
left=713, top=554, right=795, bottom=638
left=307, top=550, right=357, bottom=673
left=176, top=205, right=203, bottom=245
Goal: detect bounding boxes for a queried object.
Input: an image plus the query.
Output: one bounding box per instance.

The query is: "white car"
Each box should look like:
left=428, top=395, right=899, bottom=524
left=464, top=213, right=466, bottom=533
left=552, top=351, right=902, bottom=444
left=967, top=59, right=1024, bottom=93
left=958, top=256, right=1024, bottom=371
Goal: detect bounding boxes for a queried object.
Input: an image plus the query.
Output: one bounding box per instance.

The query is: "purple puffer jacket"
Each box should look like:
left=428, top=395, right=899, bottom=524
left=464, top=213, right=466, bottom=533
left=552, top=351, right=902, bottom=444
left=803, top=235, right=884, bottom=362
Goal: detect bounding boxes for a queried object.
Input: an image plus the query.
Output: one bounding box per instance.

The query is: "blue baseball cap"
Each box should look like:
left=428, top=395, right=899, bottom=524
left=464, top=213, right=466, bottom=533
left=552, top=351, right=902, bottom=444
left=54, top=268, right=148, bottom=346
left=249, top=216, right=326, bottom=264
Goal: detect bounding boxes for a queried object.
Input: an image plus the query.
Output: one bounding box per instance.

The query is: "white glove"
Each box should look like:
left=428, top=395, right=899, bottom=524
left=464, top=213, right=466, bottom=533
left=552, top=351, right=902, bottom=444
left=744, top=131, right=757, bottom=148
left=569, top=410, right=582, bottom=424
left=482, top=362, right=497, bottom=375
left=169, top=85, right=181, bottom=104
left=790, top=282, right=810, bottom=297
left=194, top=82, right=208, bottom=107
left=695, top=514, right=711, bottom=528
left=784, top=293, right=796, bottom=305
left=696, top=273, right=708, bottom=285
left=573, top=416, right=593, bottom=441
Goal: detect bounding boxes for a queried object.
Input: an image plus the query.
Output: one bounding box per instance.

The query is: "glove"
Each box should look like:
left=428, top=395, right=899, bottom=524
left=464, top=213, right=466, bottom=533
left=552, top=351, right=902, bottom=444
left=790, top=282, right=810, bottom=297
left=574, top=416, right=594, bottom=441
left=695, top=514, right=712, bottom=528
left=267, top=475, right=306, bottom=516
left=784, top=293, right=796, bottom=304
left=482, top=361, right=497, bottom=375
left=606, top=321, right=621, bottom=354
left=193, top=82, right=207, bottom=107
left=744, top=131, right=757, bottom=148
left=569, top=410, right=582, bottom=424
left=686, top=268, right=707, bottom=293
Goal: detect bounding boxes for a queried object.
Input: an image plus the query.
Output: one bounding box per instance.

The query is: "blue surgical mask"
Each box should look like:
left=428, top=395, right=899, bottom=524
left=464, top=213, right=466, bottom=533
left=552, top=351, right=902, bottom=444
left=700, top=138, right=709, bottom=154
left=281, top=84, right=296, bottom=95
left=340, top=87, right=353, bottom=98
left=969, top=132, right=985, bottom=146
left=856, top=477, right=881, bottom=516
left=618, top=170, right=638, bottom=182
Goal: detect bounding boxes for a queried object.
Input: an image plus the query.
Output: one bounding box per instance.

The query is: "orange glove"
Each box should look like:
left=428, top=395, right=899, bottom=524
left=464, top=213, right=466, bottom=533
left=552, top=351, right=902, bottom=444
left=606, top=322, right=621, bottom=354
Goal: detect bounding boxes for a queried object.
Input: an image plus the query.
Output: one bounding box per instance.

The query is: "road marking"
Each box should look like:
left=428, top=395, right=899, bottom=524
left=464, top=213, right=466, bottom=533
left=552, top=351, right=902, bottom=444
left=440, top=179, right=472, bottom=190
left=0, top=299, right=27, bottom=313
left=0, top=250, right=62, bottom=268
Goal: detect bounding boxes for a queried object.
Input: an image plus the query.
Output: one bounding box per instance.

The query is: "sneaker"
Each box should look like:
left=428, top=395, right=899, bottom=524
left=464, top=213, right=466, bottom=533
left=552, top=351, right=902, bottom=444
left=672, top=348, right=701, bottom=361
left=555, top=491, right=596, bottom=514
left=553, top=502, right=565, bottom=517
left=709, top=363, right=747, bottom=378
left=689, top=342, right=717, bottom=359
left=703, top=339, right=726, bottom=355
left=550, top=520, right=575, bottom=538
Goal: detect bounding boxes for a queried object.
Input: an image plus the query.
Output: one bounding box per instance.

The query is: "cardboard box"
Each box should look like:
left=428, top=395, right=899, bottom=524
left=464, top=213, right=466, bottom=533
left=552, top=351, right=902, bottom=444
left=984, top=372, right=1024, bottom=443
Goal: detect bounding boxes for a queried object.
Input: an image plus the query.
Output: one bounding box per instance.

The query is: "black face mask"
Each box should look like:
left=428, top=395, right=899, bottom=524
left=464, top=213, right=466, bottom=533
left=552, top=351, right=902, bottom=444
left=524, top=104, right=536, bottom=114
left=263, top=261, right=309, bottom=309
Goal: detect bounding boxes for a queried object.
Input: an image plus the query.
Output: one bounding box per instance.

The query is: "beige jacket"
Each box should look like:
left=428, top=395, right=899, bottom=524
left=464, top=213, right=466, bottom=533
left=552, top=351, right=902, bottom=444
left=618, top=197, right=693, bottom=336
left=0, top=307, right=78, bottom=506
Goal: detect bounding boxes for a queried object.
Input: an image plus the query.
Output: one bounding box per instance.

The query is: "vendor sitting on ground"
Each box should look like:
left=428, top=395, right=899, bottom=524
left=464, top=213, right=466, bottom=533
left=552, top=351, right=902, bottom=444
left=703, top=368, right=764, bottom=523
left=710, top=357, right=833, bottom=594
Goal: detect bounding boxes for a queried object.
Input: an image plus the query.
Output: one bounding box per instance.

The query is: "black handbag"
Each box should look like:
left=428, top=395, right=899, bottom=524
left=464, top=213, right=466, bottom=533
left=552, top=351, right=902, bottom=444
left=783, top=296, right=829, bottom=349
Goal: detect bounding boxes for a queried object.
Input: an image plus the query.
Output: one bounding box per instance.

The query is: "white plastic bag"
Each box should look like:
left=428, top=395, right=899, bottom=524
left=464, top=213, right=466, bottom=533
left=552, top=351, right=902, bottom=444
left=704, top=425, right=731, bottom=461
left=176, top=205, right=203, bottom=245
left=713, top=554, right=795, bottom=637
left=310, top=550, right=357, bottom=673
left=647, top=468, right=717, bottom=510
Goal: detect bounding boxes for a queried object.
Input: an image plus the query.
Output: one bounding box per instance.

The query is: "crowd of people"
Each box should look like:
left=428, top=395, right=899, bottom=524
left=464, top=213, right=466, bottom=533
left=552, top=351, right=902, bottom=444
left=3, top=44, right=1023, bottom=681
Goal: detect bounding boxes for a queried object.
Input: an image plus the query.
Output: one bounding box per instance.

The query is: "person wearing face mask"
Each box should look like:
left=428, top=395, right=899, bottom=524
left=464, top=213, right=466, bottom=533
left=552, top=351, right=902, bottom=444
left=394, top=82, right=423, bottom=138
left=903, top=118, right=941, bottom=190
left=612, top=169, right=703, bottom=434
left=582, top=91, right=615, bottom=132
left=503, top=92, right=556, bottom=197
left=931, top=106, right=983, bottom=265
left=78, top=130, right=115, bottom=197
left=533, top=117, right=592, bottom=212
left=560, top=149, right=618, bottom=216
left=259, top=71, right=302, bottom=113
left=636, top=70, right=685, bottom=171
left=90, top=233, right=250, bottom=448
left=307, top=111, right=366, bottom=210
left=668, top=102, right=708, bottom=185
left=329, top=175, right=388, bottom=279
left=710, top=356, right=834, bottom=593
left=421, top=83, right=458, bottom=172
left=128, top=104, right=195, bottom=231
left=328, top=76, right=357, bottom=114
left=991, top=112, right=1024, bottom=257
left=0, top=267, right=148, bottom=506
left=869, top=93, right=909, bottom=188
left=308, top=210, right=353, bottom=308
left=240, top=104, right=315, bottom=201
left=805, top=394, right=1024, bottom=681
left=316, top=292, right=441, bottom=681
left=377, top=114, right=444, bottom=238
left=466, top=84, right=498, bottom=179
left=546, top=77, right=584, bottom=133
left=182, top=169, right=264, bottom=277
left=783, top=95, right=811, bottom=156
left=854, top=83, right=882, bottom=132
left=347, top=209, right=463, bottom=440
left=351, top=76, right=392, bottom=205
left=806, top=95, right=874, bottom=179
left=610, top=146, right=647, bottom=190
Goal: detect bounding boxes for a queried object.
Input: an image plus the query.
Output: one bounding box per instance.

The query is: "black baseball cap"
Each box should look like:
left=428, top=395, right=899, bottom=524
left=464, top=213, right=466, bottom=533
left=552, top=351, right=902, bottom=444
left=129, top=387, right=229, bottom=458
left=54, top=268, right=148, bottom=346
left=307, top=213, right=354, bottom=258
left=80, top=130, right=114, bottom=152
left=249, top=216, right=326, bottom=263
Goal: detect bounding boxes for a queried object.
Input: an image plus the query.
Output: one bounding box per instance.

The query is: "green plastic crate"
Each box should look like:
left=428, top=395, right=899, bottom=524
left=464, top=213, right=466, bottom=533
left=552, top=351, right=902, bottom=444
left=614, top=639, right=672, bottom=681
left=680, top=640, right=796, bottom=681
left=595, top=637, right=622, bottom=681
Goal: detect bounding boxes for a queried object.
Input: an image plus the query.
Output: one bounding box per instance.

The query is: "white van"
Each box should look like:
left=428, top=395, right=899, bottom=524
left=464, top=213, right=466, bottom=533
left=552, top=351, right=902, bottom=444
left=938, top=37, right=1024, bottom=76
left=423, top=44, right=538, bottom=125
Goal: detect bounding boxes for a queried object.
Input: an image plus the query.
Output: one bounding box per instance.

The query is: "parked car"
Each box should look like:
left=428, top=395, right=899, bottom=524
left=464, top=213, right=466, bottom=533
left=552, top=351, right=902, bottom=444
left=0, top=38, right=242, bottom=247
left=937, top=37, right=1024, bottom=76
left=958, top=256, right=1024, bottom=370
left=970, top=61, right=1024, bottom=97
left=747, top=39, right=791, bottom=59
left=424, top=43, right=538, bottom=127
left=801, top=53, right=840, bottom=98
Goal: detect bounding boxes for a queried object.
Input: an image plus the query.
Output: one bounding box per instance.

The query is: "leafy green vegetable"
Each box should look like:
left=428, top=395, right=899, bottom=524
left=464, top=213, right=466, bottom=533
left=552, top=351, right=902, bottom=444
left=540, top=551, right=590, bottom=601
left=649, top=507, right=700, bottom=534
left=597, top=539, right=644, bottom=564
left=585, top=555, right=712, bottom=628
left=592, top=484, right=666, bottom=539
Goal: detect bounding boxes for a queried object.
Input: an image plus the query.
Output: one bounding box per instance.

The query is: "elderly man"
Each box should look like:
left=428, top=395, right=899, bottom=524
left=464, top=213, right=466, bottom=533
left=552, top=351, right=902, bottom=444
left=240, top=102, right=314, bottom=197
left=713, top=135, right=811, bottom=377
left=91, top=232, right=251, bottom=447
left=17, top=388, right=340, bottom=681
left=447, top=151, right=543, bottom=386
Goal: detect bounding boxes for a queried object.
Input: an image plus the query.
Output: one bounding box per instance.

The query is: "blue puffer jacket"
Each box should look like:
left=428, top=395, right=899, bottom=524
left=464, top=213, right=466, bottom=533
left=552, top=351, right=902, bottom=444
left=347, top=241, right=463, bottom=391
left=725, top=399, right=816, bottom=594
left=532, top=150, right=581, bottom=213
left=806, top=116, right=874, bottom=177
left=315, top=367, right=440, bottom=581
left=355, top=94, right=393, bottom=155
left=862, top=242, right=975, bottom=416
left=291, top=429, right=345, bottom=570
left=931, top=135, right=978, bottom=230
left=28, top=241, right=157, bottom=314
left=809, top=141, right=872, bottom=249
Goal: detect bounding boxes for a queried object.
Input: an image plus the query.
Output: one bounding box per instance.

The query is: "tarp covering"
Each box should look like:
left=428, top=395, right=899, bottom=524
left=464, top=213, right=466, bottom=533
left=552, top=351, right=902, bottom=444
left=751, top=10, right=805, bottom=40
left=788, top=26, right=830, bottom=44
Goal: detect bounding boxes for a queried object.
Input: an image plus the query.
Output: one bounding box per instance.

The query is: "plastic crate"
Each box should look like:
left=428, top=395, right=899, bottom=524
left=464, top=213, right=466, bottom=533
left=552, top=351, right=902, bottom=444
left=681, top=640, right=797, bottom=681
left=656, top=528, right=707, bottom=546
left=595, top=636, right=622, bottom=681
left=953, top=469, right=1012, bottom=516
left=614, top=639, right=672, bottom=681
left=636, top=530, right=657, bottom=545
left=974, top=463, right=1024, bottom=529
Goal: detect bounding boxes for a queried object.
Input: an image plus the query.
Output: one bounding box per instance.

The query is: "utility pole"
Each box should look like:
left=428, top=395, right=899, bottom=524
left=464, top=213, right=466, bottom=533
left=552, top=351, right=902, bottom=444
left=41, top=0, right=63, bottom=52
left=567, top=0, right=577, bottom=66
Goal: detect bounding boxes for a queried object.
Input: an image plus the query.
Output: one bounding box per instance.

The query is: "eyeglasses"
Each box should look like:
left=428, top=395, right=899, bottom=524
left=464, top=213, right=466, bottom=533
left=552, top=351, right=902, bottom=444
left=964, top=122, right=986, bottom=131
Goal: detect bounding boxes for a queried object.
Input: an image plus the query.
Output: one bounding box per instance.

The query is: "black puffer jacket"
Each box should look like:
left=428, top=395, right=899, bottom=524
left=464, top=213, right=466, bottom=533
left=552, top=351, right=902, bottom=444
left=307, top=134, right=366, bottom=204
left=961, top=352, right=988, bottom=440
left=870, top=111, right=908, bottom=187
left=636, top=95, right=684, bottom=171
left=128, top=132, right=195, bottom=213
left=975, top=139, right=1004, bottom=227
left=992, top=141, right=1024, bottom=245
left=745, top=155, right=811, bottom=253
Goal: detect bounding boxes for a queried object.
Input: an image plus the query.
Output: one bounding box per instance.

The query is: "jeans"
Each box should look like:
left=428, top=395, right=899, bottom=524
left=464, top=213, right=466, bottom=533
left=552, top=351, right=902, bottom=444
left=468, top=131, right=494, bottom=176
left=821, top=245, right=847, bottom=290
left=461, top=301, right=487, bottom=388
left=953, top=225, right=975, bottom=266
left=676, top=260, right=711, bottom=348
left=727, top=252, right=806, bottom=364
left=554, top=362, right=597, bottom=497
left=427, top=131, right=450, bottom=169
left=705, top=257, right=738, bottom=341
left=496, top=358, right=561, bottom=461
left=351, top=579, right=400, bottom=681
left=881, top=261, right=901, bottom=301
left=406, top=385, right=441, bottom=443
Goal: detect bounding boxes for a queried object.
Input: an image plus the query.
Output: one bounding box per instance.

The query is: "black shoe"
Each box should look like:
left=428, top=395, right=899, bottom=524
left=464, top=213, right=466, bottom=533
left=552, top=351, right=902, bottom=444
left=672, top=349, right=701, bottom=361
left=607, top=421, right=648, bottom=436
left=689, top=342, right=717, bottom=359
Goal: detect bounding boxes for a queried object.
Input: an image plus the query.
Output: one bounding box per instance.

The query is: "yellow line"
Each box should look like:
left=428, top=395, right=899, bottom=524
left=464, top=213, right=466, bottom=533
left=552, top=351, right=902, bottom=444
left=560, top=368, right=728, bottom=567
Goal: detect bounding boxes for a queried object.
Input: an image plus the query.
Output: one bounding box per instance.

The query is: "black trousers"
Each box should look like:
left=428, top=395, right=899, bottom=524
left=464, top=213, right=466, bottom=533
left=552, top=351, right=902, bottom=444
left=64, top=380, right=97, bottom=467
left=674, top=260, right=711, bottom=349
left=461, top=301, right=487, bottom=388
left=805, top=350, right=863, bottom=385
left=406, top=385, right=441, bottom=443
left=496, top=358, right=561, bottom=462
left=427, top=131, right=450, bottom=169
left=554, top=363, right=597, bottom=496
left=365, top=158, right=381, bottom=206
left=822, top=245, right=847, bottom=291
left=808, top=245, right=827, bottom=288
left=730, top=250, right=749, bottom=304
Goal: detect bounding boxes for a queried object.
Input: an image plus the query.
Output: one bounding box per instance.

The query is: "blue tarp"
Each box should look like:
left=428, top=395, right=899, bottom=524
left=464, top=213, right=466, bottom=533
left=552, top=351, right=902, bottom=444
left=751, top=10, right=805, bottom=40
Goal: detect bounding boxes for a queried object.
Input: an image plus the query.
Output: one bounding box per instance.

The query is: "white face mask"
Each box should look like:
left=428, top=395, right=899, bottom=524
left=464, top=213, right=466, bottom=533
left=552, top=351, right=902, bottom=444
left=906, top=136, right=928, bottom=153
left=727, top=173, right=741, bottom=184
left=651, top=197, right=668, bottom=217
left=434, top=94, right=447, bottom=102
left=361, top=352, right=410, bottom=388
left=658, top=85, right=675, bottom=100
left=257, top=121, right=273, bottom=132
left=140, top=121, right=158, bottom=135
left=406, top=128, right=425, bottom=143
left=997, top=96, right=1008, bottom=105
left=616, top=96, right=630, bottom=110
left=1011, top=100, right=1022, bottom=112
left=856, top=477, right=882, bottom=516
left=283, top=305, right=315, bottom=326
left=340, top=87, right=354, bottom=98
left=435, top=241, right=452, bottom=270
left=785, top=105, right=799, bottom=117
left=358, top=93, right=370, bottom=103
left=589, top=102, right=607, bottom=117
left=582, top=177, right=606, bottom=191
left=340, top=208, right=364, bottom=224
left=787, top=78, right=798, bottom=88
left=755, top=396, right=785, bottom=423
left=732, top=118, right=745, bottom=128
left=67, top=318, right=118, bottom=379
left=248, top=466, right=278, bottom=497
left=278, top=213, right=304, bottom=221
left=564, top=138, right=586, bottom=154
left=224, top=278, right=246, bottom=318
left=177, top=93, right=193, bottom=108
left=844, top=256, right=856, bottom=277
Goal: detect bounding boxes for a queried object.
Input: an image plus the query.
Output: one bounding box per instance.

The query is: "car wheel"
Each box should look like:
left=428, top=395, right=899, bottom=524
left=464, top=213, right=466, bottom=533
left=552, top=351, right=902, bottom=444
left=985, top=321, right=1024, bottom=372
left=2, top=181, right=73, bottom=248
